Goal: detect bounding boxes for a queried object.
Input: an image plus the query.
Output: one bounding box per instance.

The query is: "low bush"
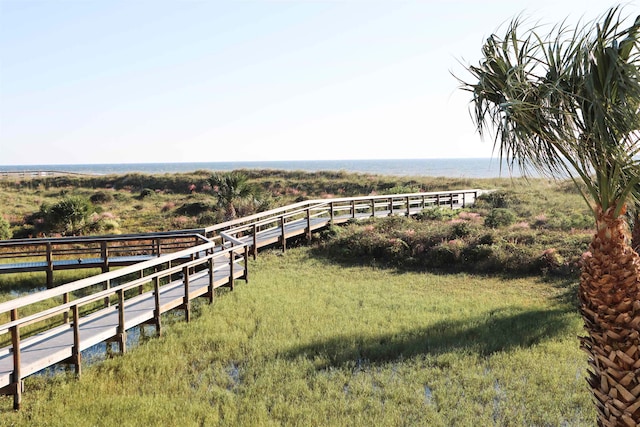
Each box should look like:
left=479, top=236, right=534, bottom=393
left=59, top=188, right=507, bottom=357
left=449, top=220, right=477, bottom=238
left=475, top=190, right=517, bottom=209
left=89, top=191, right=113, bottom=204
left=176, top=201, right=215, bottom=216
left=484, top=208, right=517, bottom=228
left=138, top=188, right=155, bottom=199
left=197, top=211, right=223, bottom=226
left=39, top=196, right=95, bottom=236
left=315, top=211, right=589, bottom=277
left=416, top=207, right=458, bottom=221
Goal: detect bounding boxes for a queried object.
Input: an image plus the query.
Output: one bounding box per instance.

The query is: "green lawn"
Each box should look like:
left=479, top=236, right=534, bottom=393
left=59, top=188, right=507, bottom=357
left=1, top=247, right=592, bottom=426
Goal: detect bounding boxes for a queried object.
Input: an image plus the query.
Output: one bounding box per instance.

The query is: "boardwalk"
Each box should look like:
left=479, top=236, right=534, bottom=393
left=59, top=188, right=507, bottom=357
left=0, top=190, right=483, bottom=409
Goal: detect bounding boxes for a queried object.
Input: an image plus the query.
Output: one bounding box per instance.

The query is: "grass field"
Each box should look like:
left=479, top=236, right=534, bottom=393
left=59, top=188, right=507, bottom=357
left=0, top=247, right=593, bottom=426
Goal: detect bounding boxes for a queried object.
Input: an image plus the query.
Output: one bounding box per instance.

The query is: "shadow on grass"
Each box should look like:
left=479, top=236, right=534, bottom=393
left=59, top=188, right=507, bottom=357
left=307, top=245, right=580, bottom=308
left=544, top=276, right=580, bottom=308
left=282, top=307, right=575, bottom=369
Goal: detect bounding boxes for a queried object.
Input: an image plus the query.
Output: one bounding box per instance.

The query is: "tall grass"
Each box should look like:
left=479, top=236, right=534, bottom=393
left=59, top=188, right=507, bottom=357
left=1, top=248, right=592, bottom=425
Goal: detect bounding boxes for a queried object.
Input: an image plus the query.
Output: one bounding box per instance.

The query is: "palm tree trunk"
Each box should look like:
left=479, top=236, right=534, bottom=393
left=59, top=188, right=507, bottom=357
left=632, top=211, right=640, bottom=253
left=579, top=206, right=640, bottom=426
left=225, top=202, right=236, bottom=222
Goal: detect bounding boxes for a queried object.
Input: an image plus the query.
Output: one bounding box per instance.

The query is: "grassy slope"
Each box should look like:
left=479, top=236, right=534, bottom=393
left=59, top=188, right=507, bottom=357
left=1, top=248, right=592, bottom=426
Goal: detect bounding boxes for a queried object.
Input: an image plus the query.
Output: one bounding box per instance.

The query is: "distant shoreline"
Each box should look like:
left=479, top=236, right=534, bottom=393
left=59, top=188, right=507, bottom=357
left=0, top=158, right=531, bottom=179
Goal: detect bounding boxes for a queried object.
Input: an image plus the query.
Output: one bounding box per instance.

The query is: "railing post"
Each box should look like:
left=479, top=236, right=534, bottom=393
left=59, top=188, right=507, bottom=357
left=101, top=241, right=109, bottom=273
left=351, top=200, right=356, bottom=219
left=138, top=269, right=144, bottom=295
left=116, top=289, right=126, bottom=353
left=104, top=279, right=111, bottom=307
left=330, top=202, right=335, bottom=223
left=10, top=324, right=21, bottom=410
left=389, top=197, right=393, bottom=215
left=155, top=238, right=162, bottom=257
left=229, top=249, right=235, bottom=291
left=450, top=193, right=454, bottom=209
left=406, top=196, right=410, bottom=216
left=10, top=308, right=22, bottom=410
left=63, top=292, right=70, bottom=324
left=46, top=242, right=53, bottom=288
left=371, top=199, right=375, bottom=217
left=71, top=304, right=82, bottom=376
left=183, top=265, right=191, bottom=322
left=462, top=192, right=466, bottom=208
left=243, top=245, right=249, bottom=283
left=422, top=195, right=426, bottom=210
left=280, top=216, right=286, bottom=252
left=436, top=194, right=441, bottom=206
left=306, top=208, right=312, bottom=240
left=153, top=276, right=162, bottom=336
left=252, top=223, right=258, bottom=260
left=208, top=258, right=215, bottom=304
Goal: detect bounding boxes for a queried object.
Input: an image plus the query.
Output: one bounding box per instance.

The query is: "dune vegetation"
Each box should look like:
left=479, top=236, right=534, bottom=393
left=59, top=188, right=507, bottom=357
left=0, top=170, right=597, bottom=424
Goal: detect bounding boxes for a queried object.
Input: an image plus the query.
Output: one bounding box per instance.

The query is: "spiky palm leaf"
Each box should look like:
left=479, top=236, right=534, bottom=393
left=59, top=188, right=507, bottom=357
left=458, top=7, right=640, bottom=425
left=208, top=172, right=256, bottom=220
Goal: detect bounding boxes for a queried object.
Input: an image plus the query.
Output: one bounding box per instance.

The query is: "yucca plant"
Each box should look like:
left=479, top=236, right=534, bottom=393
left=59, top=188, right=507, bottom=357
left=458, top=7, right=640, bottom=425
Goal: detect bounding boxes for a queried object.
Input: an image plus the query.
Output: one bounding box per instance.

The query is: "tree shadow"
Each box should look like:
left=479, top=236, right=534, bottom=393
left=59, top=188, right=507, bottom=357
left=306, top=248, right=580, bottom=309
left=281, top=307, right=574, bottom=370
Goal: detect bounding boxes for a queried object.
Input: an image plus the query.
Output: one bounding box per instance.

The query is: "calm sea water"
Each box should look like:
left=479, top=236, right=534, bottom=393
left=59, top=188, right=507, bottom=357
left=0, top=158, right=534, bottom=178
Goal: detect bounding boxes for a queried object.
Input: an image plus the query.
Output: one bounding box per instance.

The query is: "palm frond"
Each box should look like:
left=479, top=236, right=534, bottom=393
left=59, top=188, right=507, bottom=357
left=456, top=5, right=640, bottom=216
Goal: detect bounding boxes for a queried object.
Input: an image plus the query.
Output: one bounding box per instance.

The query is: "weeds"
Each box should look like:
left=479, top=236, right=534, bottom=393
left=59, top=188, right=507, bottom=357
left=0, top=248, right=592, bottom=425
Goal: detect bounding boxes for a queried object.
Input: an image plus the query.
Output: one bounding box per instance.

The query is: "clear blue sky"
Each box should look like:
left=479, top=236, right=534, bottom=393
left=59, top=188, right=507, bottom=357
left=0, top=0, right=634, bottom=165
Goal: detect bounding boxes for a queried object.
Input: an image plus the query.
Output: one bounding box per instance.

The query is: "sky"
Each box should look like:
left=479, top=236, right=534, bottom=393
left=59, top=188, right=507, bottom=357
left=0, top=0, right=636, bottom=165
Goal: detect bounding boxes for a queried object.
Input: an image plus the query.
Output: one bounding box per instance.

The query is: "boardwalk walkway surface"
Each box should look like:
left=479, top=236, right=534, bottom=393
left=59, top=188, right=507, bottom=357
left=0, top=190, right=483, bottom=409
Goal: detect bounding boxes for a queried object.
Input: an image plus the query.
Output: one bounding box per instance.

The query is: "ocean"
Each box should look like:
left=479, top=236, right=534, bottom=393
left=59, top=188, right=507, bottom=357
left=0, top=158, right=535, bottom=179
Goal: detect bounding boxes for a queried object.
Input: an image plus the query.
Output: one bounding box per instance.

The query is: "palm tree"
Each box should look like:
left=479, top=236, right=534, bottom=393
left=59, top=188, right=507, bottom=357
left=208, top=172, right=256, bottom=221
left=458, top=7, right=640, bottom=425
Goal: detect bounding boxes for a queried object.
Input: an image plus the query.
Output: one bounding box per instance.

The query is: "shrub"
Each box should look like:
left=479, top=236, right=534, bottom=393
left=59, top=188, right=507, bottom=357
left=198, top=212, right=223, bottom=225
left=0, top=216, right=11, bottom=239
left=476, top=190, right=516, bottom=208
left=478, top=232, right=496, bottom=245
left=428, top=240, right=464, bottom=267
left=537, top=248, right=565, bottom=274
left=381, top=184, right=422, bottom=195
left=85, top=213, right=121, bottom=234
left=41, top=196, right=95, bottom=236
left=546, top=212, right=593, bottom=231
left=112, top=192, right=130, bottom=202
left=484, top=208, right=516, bottom=228
left=139, top=188, right=155, bottom=199
left=416, top=207, right=457, bottom=221
left=449, top=220, right=476, bottom=238
left=89, top=191, right=113, bottom=204
left=176, top=201, right=215, bottom=216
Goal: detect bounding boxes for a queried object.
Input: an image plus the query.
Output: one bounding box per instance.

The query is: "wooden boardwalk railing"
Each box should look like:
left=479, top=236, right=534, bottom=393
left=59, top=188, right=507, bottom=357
left=0, top=232, right=210, bottom=288
left=0, top=189, right=483, bottom=409
left=0, top=232, right=248, bottom=409
left=0, top=190, right=482, bottom=283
